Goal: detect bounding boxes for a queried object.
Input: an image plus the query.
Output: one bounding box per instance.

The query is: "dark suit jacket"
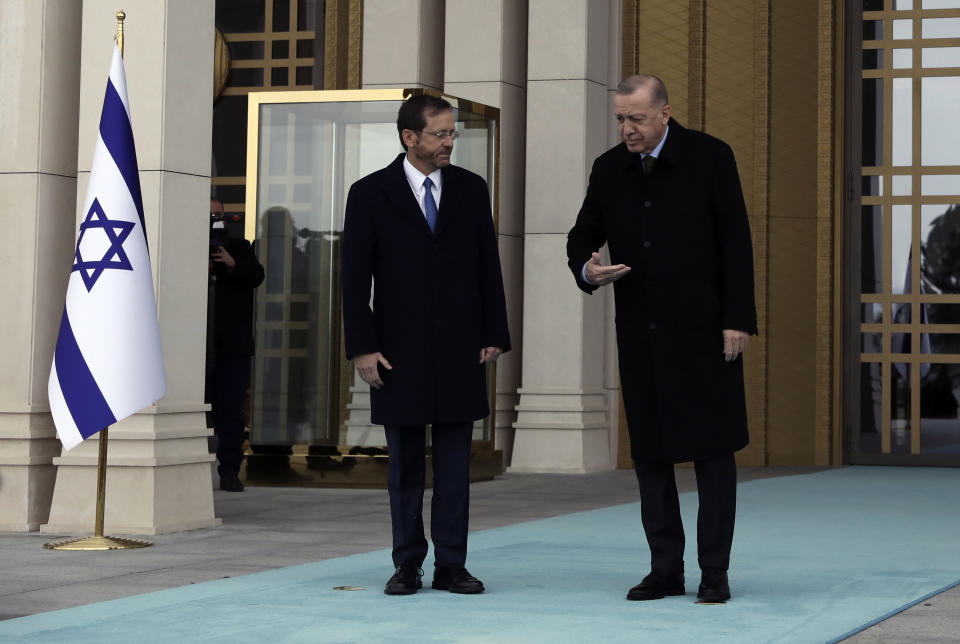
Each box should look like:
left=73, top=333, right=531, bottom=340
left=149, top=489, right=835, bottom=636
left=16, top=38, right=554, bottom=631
left=341, top=154, right=511, bottom=426
left=211, top=238, right=264, bottom=358
left=567, top=119, right=757, bottom=463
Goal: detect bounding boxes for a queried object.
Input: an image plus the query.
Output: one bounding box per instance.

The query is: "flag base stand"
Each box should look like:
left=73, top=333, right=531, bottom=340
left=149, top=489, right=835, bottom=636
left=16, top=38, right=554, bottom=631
left=44, top=535, right=152, bottom=551
left=42, top=427, right=152, bottom=552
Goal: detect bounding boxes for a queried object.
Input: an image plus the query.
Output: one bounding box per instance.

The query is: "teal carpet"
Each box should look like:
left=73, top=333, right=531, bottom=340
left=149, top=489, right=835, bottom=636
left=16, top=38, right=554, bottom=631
left=2, top=467, right=959, bottom=643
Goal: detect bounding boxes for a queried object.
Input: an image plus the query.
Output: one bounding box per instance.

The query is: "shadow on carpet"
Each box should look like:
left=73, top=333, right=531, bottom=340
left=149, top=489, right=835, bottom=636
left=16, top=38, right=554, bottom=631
left=1, top=466, right=958, bottom=643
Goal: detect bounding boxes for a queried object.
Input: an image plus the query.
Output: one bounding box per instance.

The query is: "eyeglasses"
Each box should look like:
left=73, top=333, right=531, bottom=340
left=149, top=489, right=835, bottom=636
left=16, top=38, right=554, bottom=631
left=417, top=129, right=459, bottom=141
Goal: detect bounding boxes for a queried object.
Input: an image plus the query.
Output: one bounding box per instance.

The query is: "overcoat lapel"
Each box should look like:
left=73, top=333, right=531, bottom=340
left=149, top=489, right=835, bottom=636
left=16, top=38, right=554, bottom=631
left=433, top=165, right=461, bottom=238
left=656, top=118, right=685, bottom=168
left=382, top=154, right=433, bottom=237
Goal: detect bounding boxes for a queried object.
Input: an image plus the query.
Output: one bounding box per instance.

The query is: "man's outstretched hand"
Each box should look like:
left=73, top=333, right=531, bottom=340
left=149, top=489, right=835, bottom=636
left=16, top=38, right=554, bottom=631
left=584, top=252, right=631, bottom=285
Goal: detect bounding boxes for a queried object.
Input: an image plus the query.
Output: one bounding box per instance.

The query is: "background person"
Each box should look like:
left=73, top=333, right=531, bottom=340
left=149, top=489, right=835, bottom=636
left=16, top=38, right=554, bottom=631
left=207, top=198, right=265, bottom=492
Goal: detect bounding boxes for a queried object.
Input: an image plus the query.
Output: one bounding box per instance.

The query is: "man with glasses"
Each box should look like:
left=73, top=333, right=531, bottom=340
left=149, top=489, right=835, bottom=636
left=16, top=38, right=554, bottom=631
left=342, top=94, right=511, bottom=596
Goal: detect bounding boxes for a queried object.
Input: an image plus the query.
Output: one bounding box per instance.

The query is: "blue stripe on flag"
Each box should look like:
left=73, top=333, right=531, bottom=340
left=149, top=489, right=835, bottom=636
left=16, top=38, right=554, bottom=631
left=55, top=311, right=117, bottom=439
left=99, top=79, right=146, bottom=237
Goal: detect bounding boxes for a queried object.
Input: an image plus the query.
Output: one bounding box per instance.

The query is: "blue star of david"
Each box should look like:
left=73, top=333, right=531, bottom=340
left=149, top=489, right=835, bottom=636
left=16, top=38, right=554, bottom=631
left=72, top=198, right=136, bottom=292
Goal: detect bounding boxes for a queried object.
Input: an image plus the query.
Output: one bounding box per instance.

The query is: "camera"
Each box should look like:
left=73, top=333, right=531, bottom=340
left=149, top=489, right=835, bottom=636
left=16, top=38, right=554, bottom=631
left=210, top=212, right=231, bottom=251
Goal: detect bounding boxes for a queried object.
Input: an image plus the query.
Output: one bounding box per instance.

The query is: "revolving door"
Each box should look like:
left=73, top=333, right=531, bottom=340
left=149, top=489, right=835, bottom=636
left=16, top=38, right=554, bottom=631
left=242, top=89, right=501, bottom=486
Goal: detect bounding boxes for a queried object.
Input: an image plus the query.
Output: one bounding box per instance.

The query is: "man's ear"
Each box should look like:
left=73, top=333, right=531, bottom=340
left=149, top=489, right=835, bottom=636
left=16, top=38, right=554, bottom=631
left=401, top=128, right=419, bottom=149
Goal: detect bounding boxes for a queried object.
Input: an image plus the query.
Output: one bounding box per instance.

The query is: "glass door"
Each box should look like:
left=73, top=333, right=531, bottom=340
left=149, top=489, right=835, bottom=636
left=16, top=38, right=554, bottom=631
left=849, top=0, right=960, bottom=464
left=243, top=89, right=501, bottom=485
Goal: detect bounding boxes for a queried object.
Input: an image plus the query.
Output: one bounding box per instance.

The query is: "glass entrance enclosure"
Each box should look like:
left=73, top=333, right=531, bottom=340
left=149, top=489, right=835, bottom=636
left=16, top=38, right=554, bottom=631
left=849, top=0, right=960, bottom=464
left=242, top=89, right=500, bottom=485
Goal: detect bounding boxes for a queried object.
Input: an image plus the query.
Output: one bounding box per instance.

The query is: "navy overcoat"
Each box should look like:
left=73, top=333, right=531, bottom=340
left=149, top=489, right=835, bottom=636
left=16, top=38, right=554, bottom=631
left=342, top=154, right=511, bottom=426
left=567, top=119, right=757, bottom=463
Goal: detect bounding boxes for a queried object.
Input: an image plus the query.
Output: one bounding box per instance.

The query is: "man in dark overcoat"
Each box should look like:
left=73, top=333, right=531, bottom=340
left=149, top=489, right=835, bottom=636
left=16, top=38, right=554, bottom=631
left=341, top=94, right=511, bottom=596
left=566, top=75, right=757, bottom=604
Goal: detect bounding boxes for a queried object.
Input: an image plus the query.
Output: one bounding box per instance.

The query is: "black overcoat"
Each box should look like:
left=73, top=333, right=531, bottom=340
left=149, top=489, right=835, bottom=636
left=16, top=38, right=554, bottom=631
left=211, top=238, right=264, bottom=358
left=566, top=119, right=757, bottom=463
left=341, top=154, right=511, bottom=426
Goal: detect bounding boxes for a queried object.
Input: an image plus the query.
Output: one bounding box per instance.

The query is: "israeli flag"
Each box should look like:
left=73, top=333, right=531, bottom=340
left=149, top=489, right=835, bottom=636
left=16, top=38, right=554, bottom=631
left=48, top=46, right=166, bottom=451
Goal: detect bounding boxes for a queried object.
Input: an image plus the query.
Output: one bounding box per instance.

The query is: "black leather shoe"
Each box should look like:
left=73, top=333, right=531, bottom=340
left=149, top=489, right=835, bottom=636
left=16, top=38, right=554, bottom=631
left=384, top=562, right=423, bottom=595
left=432, top=566, right=485, bottom=594
left=627, top=571, right=685, bottom=601
left=219, top=476, right=245, bottom=492
left=696, top=569, right=731, bottom=603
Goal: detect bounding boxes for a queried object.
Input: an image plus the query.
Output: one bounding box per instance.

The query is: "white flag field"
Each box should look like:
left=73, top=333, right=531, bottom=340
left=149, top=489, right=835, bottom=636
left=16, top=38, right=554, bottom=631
left=48, top=46, right=166, bottom=451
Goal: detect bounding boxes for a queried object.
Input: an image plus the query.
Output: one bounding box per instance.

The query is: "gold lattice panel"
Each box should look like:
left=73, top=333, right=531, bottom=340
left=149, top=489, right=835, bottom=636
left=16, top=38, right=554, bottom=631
left=766, top=0, right=822, bottom=464
left=768, top=218, right=819, bottom=463
left=634, top=2, right=691, bottom=125
left=816, top=0, right=840, bottom=466
left=705, top=1, right=758, bottom=200
left=704, top=0, right=767, bottom=465
left=619, top=1, right=841, bottom=466
left=212, top=0, right=362, bottom=222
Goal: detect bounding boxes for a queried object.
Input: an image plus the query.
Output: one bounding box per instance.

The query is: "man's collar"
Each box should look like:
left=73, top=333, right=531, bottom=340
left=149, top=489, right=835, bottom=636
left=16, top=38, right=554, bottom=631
left=621, top=118, right=684, bottom=170
left=656, top=118, right=683, bottom=165
left=403, top=155, right=442, bottom=189
left=643, top=125, right=669, bottom=159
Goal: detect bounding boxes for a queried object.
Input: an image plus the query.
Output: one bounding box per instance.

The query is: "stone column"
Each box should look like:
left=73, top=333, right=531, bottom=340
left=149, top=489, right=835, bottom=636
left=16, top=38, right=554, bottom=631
left=342, top=371, right=377, bottom=445
left=510, top=0, right=618, bottom=473
left=362, top=0, right=445, bottom=90
left=41, top=0, right=220, bottom=535
left=0, top=0, right=82, bottom=531
left=444, top=0, right=527, bottom=464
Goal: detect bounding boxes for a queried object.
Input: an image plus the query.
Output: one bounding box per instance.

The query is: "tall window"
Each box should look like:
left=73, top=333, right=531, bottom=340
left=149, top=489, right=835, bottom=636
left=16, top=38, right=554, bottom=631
left=854, top=0, right=960, bottom=462
left=212, top=0, right=321, bottom=220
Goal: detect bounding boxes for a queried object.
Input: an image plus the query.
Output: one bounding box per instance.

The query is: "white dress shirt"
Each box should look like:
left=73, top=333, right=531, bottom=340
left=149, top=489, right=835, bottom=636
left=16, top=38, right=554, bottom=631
left=403, top=156, right=442, bottom=219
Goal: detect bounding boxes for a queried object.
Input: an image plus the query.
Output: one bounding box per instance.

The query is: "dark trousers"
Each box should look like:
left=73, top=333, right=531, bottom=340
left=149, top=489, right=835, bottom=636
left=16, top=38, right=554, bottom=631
left=211, top=356, right=251, bottom=479
left=634, top=453, right=737, bottom=575
left=384, top=422, right=473, bottom=569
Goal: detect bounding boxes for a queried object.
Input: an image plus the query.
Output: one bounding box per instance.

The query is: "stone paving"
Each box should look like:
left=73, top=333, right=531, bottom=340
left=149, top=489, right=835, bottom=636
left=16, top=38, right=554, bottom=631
left=0, top=467, right=956, bottom=641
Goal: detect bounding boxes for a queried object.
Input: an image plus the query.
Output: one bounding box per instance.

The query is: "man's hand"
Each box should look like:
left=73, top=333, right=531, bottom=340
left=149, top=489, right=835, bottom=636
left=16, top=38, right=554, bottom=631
left=479, top=347, right=502, bottom=364
left=212, top=246, right=236, bottom=269
left=584, top=252, right=631, bottom=285
left=722, top=330, right=749, bottom=362
left=355, top=352, right=392, bottom=389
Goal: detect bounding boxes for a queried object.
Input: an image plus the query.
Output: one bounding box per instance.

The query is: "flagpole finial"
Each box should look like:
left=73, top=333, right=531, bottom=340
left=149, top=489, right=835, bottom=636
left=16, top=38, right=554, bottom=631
left=116, top=10, right=126, bottom=57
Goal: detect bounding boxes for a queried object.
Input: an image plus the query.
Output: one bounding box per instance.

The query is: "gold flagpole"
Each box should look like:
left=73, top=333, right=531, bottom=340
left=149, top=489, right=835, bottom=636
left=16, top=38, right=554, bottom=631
left=45, top=11, right=151, bottom=551
left=93, top=427, right=110, bottom=538
left=116, top=10, right=125, bottom=56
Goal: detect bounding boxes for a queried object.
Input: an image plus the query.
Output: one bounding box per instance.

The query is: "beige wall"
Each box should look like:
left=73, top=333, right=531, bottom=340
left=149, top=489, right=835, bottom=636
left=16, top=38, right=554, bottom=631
left=0, top=0, right=82, bottom=531
left=362, top=0, right=445, bottom=90
left=444, top=0, right=528, bottom=462
left=510, top=0, right=620, bottom=473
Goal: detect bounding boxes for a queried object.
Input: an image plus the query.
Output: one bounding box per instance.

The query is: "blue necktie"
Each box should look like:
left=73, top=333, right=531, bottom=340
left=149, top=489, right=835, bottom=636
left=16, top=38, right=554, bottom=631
left=423, top=177, right=438, bottom=233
